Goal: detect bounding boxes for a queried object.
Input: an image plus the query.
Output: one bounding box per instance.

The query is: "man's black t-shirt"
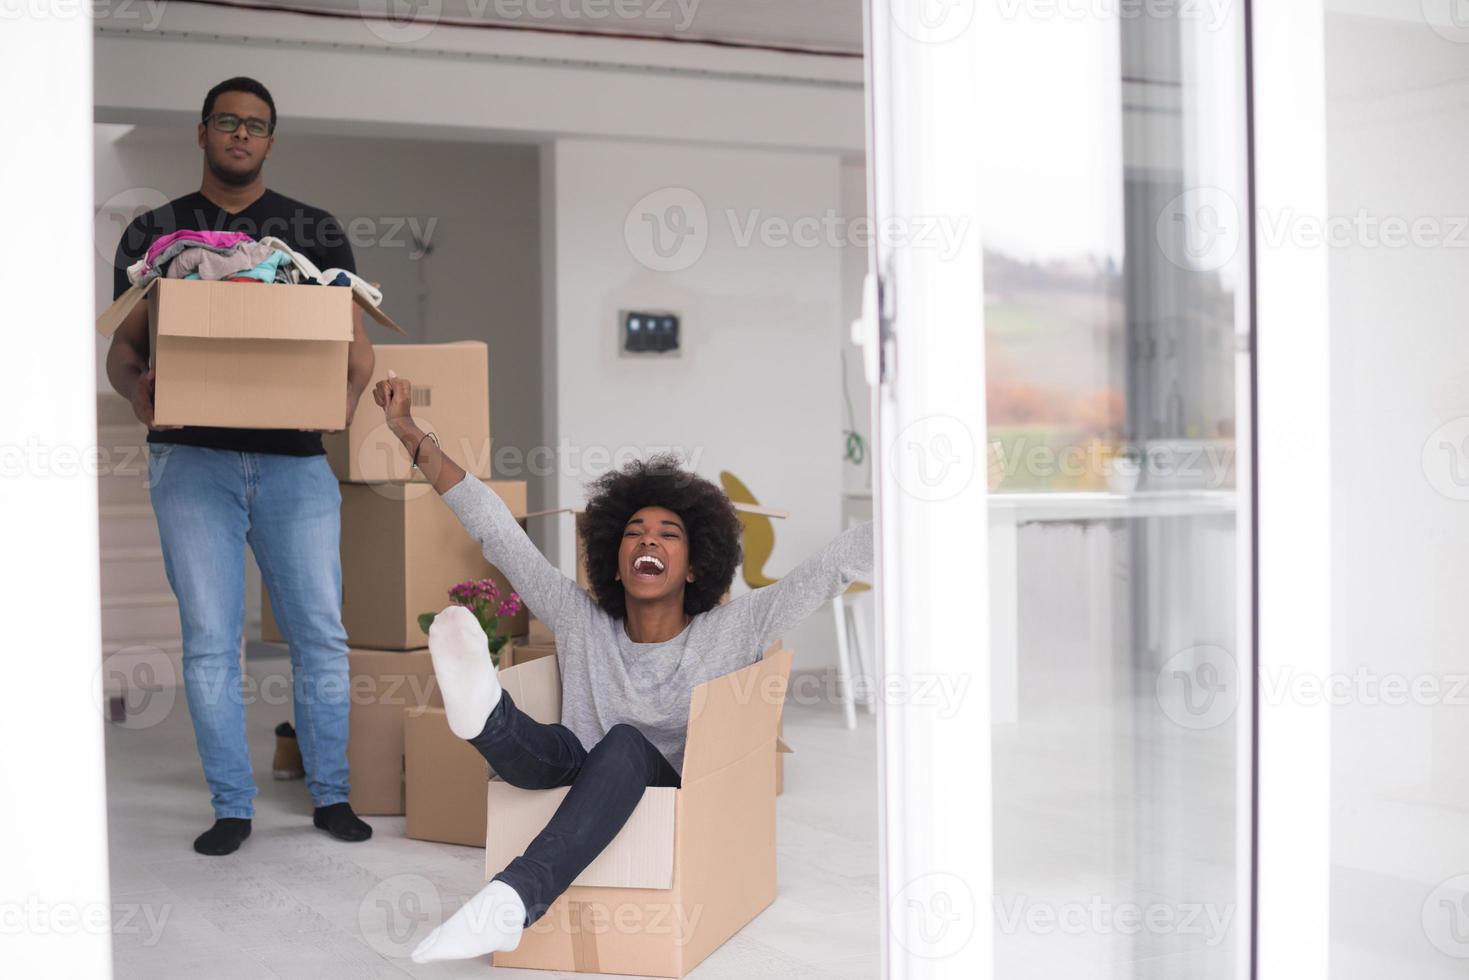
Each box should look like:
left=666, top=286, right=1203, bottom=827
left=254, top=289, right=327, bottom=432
left=112, top=189, right=357, bottom=457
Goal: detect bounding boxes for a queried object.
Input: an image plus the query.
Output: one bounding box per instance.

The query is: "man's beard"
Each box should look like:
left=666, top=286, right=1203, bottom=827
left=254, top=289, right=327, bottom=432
left=206, top=152, right=263, bottom=188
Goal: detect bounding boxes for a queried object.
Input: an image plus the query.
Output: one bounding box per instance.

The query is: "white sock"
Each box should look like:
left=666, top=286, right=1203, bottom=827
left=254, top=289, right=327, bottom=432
left=428, top=605, right=503, bottom=739
left=410, top=878, right=526, bottom=963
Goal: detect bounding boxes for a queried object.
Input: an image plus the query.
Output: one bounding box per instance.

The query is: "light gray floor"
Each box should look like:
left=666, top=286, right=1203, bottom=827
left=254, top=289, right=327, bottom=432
left=105, top=654, right=882, bottom=980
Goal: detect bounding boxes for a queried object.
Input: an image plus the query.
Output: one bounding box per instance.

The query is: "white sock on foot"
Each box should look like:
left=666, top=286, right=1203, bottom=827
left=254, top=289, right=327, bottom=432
left=428, top=605, right=503, bottom=739
left=410, top=878, right=526, bottom=963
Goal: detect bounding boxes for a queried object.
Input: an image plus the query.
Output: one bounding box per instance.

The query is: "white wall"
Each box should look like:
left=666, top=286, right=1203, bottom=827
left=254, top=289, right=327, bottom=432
left=1325, top=8, right=1469, bottom=972
left=3, top=11, right=114, bottom=979
left=93, top=125, right=546, bottom=501
left=545, top=138, right=849, bottom=669
left=839, top=157, right=875, bottom=507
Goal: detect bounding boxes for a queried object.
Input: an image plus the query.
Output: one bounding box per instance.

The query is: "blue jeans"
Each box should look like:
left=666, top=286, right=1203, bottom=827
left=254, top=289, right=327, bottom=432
left=469, top=691, right=681, bottom=926
left=147, top=444, right=351, bottom=819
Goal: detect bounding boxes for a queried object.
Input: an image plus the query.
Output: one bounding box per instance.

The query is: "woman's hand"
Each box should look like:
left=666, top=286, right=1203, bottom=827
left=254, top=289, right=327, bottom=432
left=373, top=369, right=416, bottom=435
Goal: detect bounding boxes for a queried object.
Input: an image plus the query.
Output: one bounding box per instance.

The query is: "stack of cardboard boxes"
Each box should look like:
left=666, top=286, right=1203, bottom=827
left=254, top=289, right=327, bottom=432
left=258, top=342, right=531, bottom=842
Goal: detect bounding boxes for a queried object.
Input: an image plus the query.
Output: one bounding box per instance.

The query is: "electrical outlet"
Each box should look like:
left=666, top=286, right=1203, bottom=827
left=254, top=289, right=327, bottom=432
left=620, top=310, right=680, bottom=356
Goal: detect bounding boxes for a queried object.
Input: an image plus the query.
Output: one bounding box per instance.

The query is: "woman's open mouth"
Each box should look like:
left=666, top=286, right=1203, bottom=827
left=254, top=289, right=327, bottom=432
left=631, top=554, right=666, bottom=581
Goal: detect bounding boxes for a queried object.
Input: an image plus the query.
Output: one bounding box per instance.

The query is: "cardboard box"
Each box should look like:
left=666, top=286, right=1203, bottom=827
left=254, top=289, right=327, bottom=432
left=347, top=648, right=441, bottom=815
left=525, top=616, right=556, bottom=646
left=338, top=480, right=530, bottom=649
left=484, top=644, right=794, bottom=977
left=95, top=278, right=404, bottom=430
left=503, top=642, right=556, bottom=668
left=404, top=706, right=492, bottom=847
left=325, top=342, right=492, bottom=483
left=776, top=722, right=792, bottom=798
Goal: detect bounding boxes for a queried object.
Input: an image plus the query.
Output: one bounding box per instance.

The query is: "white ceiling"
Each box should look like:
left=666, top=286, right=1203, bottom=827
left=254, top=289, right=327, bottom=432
left=289, top=0, right=865, bottom=54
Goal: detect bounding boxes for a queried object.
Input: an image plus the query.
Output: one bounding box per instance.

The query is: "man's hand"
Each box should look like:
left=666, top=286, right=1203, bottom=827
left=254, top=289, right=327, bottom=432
left=129, top=369, right=178, bottom=431
left=373, top=369, right=415, bottom=434
left=343, top=388, right=360, bottom=430
left=129, top=369, right=157, bottom=428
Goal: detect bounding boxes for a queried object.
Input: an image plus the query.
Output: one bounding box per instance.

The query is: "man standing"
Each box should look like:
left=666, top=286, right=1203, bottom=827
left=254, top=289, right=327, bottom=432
left=106, top=77, right=375, bottom=855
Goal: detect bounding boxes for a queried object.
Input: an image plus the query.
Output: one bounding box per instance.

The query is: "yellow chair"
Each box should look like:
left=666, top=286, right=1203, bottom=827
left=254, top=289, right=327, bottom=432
left=719, top=471, right=779, bottom=589
left=719, top=471, right=874, bottom=728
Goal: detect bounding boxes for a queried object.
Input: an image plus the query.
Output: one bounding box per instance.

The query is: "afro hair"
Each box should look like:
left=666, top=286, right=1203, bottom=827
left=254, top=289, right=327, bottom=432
left=581, top=454, right=743, bottom=620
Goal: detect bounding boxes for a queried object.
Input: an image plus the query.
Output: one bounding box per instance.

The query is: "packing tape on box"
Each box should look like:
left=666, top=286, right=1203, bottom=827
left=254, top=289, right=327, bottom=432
left=569, top=902, right=601, bottom=974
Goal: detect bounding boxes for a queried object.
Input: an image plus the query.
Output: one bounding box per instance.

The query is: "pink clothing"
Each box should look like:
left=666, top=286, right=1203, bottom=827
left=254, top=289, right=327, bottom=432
left=142, top=230, right=255, bottom=270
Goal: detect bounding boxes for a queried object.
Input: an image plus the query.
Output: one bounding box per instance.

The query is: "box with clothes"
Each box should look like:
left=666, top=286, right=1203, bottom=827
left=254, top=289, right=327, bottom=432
left=483, top=644, right=795, bottom=977
left=94, top=229, right=405, bottom=429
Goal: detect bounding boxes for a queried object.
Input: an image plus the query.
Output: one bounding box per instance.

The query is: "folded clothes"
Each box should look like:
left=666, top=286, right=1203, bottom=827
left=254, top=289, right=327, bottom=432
left=128, top=236, right=259, bottom=287
left=259, top=236, right=384, bottom=309
left=166, top=241, right=278, bottom=282
left=183, top=249, right=292, bottom=285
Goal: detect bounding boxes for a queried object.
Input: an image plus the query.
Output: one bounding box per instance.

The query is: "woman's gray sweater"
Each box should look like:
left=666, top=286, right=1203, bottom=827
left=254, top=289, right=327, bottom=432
left=441, top=474, right=875, bottom=774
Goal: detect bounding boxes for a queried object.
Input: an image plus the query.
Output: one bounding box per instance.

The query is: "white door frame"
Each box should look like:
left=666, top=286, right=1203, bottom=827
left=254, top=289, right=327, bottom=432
left=1248, top=0, right=1333, bottom=977
left=863, top=1, right=992, bottom=977
left=1, top=8, right=113, bottom=980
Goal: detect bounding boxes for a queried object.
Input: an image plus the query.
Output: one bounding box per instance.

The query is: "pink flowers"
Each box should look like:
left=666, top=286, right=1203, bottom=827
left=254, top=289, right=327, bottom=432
left=449, top=578, right=507, bottom=605
left=422, top=578, right=522, bottom=665
left=447, top=578, right=523, bottom=620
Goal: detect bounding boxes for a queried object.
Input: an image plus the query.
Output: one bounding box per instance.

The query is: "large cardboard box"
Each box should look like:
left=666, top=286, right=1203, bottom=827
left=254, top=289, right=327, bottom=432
left=338, top=480, right=530, bottom=649
left=404, top=706, right=491, bottom=847
left=324, top=342, right=492, bottom=482
left=347, top=649, right=441, bottom=815
left=95, top=278, right=403, bottom=430
left=484, top=645, right=794, bottom=977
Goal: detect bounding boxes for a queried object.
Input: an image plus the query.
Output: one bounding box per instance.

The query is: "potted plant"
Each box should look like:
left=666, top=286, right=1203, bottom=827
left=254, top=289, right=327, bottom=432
left=419, top=578, right=522, bottom=667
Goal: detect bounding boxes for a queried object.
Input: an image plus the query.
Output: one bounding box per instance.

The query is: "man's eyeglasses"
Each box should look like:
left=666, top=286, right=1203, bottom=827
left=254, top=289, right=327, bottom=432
left=205, top=113, right=272, bottom=138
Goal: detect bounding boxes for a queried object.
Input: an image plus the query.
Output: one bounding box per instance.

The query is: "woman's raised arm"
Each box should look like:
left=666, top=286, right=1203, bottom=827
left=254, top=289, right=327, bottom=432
left=373, top=371, right=593, bottom=634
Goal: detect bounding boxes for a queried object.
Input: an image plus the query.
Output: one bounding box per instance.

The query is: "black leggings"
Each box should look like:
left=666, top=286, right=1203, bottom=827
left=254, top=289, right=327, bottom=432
left=468, top=690, right=681, bottom=927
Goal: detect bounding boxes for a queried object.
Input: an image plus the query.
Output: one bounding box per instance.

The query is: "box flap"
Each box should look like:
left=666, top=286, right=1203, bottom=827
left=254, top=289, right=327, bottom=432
left=95, top=280, right=159, bottom=339
left=776, top=736, right=793, bottom=754
left=356, top=293, right=407, bottom=336
left=152, top=279, right=353, bottom=341
left=680, top=645, right=793, bottom=784
left=497, top=653, right=561, bottom=724
left=485, top=781, right=676, bottom=889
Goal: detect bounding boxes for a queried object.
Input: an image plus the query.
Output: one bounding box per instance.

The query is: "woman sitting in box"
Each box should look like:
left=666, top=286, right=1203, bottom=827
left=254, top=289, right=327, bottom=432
left=372, top=371, right=873, bottom=964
